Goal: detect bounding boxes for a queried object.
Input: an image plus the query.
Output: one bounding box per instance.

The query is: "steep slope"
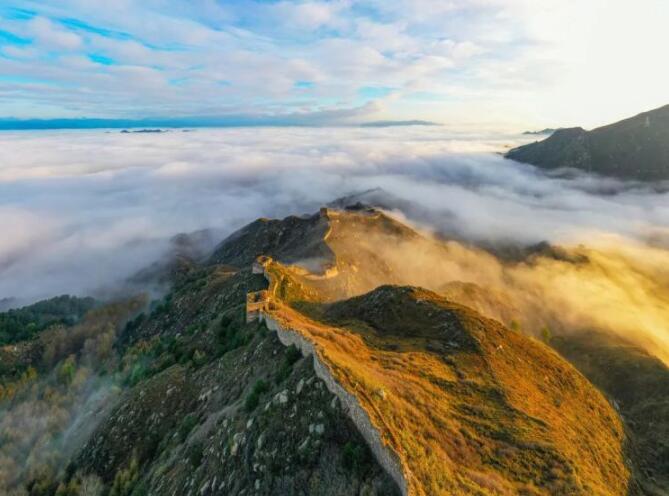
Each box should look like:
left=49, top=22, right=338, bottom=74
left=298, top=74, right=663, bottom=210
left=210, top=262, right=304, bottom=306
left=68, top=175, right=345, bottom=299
left=506, top=104, right=669, bottom=181
left=88, top=267, right=399, bottom=496
left=210, top=211, right=333, bottom=269
left=554, top=331, right=669, bottom=495
left=249, top=214, right=635, bottom=495
left=1, top=261, right=399, bottom=495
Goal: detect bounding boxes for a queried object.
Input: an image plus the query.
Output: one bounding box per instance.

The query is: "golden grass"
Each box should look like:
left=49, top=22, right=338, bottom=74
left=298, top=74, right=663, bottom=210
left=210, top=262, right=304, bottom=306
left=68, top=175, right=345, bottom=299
left=263, top=291, right=629, bottom=495
left=253, top=212, right=632, bottom=495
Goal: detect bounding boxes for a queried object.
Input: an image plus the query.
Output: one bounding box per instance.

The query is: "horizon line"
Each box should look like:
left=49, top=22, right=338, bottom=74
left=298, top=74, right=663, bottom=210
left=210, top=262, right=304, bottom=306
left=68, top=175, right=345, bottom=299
left=0, top=116, right=441, bottom=131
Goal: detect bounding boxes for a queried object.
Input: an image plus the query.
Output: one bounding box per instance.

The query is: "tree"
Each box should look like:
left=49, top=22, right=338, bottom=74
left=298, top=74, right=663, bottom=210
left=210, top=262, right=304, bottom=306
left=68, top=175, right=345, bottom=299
left=57, top=356, right=77, bottom=385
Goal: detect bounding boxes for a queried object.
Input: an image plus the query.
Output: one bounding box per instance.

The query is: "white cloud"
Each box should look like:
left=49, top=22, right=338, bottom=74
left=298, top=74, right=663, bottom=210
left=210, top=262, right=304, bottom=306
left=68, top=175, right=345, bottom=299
left=2, top=1, right=668, bottom=128
left=274, top=1, right=347, bottom=30
left=27, top=16, right=83, bottom=51
left=1, top=45, right=40, bottom=59
left=1, top=127, right=668, bottom=305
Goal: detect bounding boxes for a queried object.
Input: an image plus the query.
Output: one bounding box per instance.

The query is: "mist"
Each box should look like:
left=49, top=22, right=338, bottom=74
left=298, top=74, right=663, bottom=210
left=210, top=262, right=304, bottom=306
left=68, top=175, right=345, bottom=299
left=326, top=222, right=669, bottom=366
left=2, top=126, right=669, bottom=307
left=0, top=297, right=144, bottom=494
left=2, top=127, right=669, bottom=365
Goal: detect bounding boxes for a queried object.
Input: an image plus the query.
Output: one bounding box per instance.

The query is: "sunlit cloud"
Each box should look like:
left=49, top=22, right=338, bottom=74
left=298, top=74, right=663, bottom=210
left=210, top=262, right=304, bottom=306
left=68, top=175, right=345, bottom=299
left=0, top=127, right=668, bottom=306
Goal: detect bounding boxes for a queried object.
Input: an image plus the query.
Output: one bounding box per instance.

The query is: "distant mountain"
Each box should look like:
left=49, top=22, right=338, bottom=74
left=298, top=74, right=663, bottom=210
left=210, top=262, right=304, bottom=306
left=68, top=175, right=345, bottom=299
left=359, top=120, right=439, bottom=127
left=120, top=129, right=167, bottom=133
left=506, top=104, right=669, bottom=181
left=0, top=294, right=97, bottom=346
left=522, top=128, right=557, bottom=135
left=0, top=117, right=285, bottom=130
left=0, top=117, right=438, bottom=131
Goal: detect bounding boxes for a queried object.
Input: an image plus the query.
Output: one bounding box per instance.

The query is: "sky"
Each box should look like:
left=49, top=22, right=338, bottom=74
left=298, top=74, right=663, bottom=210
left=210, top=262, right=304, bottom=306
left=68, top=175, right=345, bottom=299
left=0, top=0, right=668, bottom=130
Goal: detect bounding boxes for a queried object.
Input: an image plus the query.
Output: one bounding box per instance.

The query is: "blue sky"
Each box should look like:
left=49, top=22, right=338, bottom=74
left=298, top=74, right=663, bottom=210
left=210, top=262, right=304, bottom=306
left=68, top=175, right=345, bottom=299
left=0, top=1, right=668, bottom=129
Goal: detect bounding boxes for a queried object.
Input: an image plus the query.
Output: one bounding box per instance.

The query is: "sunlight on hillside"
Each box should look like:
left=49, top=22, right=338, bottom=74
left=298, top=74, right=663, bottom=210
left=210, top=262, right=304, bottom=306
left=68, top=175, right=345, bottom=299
left=257, top=254, right=630, bottom=495
left=244, top=209, right=653, bottom=494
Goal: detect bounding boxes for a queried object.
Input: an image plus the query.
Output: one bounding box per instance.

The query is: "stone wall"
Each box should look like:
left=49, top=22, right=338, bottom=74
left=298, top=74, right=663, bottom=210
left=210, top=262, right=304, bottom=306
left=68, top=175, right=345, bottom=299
left=245, top=290, right=269, bottom=323
left=246, top=255, right=410, bottom=495
left=261, top=313, right=410, bottom=496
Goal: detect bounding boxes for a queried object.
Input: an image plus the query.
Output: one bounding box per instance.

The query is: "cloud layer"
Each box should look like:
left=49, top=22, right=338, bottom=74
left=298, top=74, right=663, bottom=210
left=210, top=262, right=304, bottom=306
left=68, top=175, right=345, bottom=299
left=1, top=127, right=669, bottom=305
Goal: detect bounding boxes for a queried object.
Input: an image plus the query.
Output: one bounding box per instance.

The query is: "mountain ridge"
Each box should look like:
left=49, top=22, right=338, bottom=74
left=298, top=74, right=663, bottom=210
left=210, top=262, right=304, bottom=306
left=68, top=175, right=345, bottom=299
left=245, top=210, right=637, bottom=495
left=506, top=104, right=669, bottom=181
left=2, top=204, right=667, bottom=495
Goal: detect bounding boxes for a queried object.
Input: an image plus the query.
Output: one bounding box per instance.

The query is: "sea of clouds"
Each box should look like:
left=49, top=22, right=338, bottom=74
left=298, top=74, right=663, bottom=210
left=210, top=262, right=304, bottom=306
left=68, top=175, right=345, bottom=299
left=1, top=126, right=669, bottom=306
left=4, top=125, right=669, bottom=491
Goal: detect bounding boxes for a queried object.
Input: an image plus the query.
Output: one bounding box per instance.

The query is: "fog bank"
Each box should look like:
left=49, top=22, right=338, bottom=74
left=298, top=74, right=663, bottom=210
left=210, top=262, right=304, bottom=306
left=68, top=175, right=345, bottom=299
left=1, top=127, right=668, bottom=307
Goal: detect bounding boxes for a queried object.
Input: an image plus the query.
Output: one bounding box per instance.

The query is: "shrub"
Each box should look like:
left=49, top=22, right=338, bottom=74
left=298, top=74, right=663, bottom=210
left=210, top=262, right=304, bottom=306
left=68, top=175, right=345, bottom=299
left=219, top=314, right=232, bottom=329
left=109, top=457, right=139, bottom=496
left=55, top=474, right=105, bottom=496
left=126, top=362, right=149, bottom=387
left=275, top=345, right=302, bottom=383
left=285, top=345, right=302, bottom=365
left=130, top=480, right=148, bottom=496
left=185, top=324, right=200, bottom=335
left=179, top=414, right=199, bottom=442
left=192, top=349, right=207, bottom=368
left=188, top=441, right=204, bottom=467
left=166, top=336, right=186, bottom=362
left=342, top=441, right=371, bottom=475
left=216, top=314, right=250, bottom=356
left=82, top=477, right=105, bottom=496
left=30, top=473, right=60, bottom=496
left=245, top=379, right=269, bottom=412
left=541, top=325, right=553, bottom=344
left=55, top=480, right=79, bottom=496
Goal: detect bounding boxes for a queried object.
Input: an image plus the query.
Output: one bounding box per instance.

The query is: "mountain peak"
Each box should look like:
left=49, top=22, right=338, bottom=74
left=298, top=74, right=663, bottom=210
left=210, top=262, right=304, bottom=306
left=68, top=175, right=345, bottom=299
left=506, top=104, right=669, bottom=180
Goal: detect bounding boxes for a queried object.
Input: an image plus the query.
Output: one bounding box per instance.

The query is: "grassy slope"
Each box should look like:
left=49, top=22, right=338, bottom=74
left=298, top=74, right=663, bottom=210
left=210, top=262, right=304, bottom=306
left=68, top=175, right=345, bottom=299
left=255, top=211, right=634, bottom=495
left=554, top=331, right=669, bottom=495
left=71, top=265, right=399, bottom=496
left=1, top=259, right=400, bottom=495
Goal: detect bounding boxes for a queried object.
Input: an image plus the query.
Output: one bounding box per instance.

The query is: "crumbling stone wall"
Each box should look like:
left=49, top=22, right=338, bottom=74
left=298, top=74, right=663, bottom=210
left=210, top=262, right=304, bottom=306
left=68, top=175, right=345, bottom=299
left=246, top=255, right=410, bottom=495
left=261, top=313, right=409, bottom=496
